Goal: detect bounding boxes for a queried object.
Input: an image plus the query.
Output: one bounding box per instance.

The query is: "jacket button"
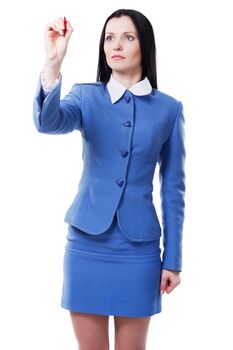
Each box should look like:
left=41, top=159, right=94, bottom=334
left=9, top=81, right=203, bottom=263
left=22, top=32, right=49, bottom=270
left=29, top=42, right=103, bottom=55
left=121, top=149, right=129, bottom=157
left=124, top=96, right=131, bottom=103
left=116, top=179, right=124, bottom=187
left=123, top=121, right=131, bottom=127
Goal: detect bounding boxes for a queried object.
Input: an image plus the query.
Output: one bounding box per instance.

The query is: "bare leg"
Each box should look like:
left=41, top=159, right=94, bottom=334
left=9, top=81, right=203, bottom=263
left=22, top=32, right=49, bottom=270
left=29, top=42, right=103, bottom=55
left=70, top=311, right=110, bottom=350
left=114, top=315, right=151, bottom=350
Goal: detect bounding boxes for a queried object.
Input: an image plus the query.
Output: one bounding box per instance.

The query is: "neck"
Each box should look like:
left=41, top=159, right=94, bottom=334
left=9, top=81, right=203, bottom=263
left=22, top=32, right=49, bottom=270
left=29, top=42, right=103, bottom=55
left=112, top=70, right=143, bottom=89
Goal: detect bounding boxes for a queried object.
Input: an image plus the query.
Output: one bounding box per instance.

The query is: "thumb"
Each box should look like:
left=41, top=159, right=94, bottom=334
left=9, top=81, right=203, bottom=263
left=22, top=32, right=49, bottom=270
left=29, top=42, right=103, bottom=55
left=65, top=21, right=73, bottom=39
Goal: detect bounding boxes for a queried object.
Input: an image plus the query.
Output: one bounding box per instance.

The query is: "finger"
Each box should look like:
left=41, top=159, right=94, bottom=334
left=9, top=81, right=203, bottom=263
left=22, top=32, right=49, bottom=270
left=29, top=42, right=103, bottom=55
left=166, top=278, right=180, bottom=293
left=46, top=22, right=63, bottom=36
left=54, top=18, right=66, bottom=29
left=56, top=16, right=65, bottom=25
left=166, top=283, right=174, bottom=293
left=160, top=275, right=168, bottom=295
left=55, top=18, right=73, bottom=37
left=46, top=22, right=57, bottom=32
left=64, top=20, right=73, bottom=37
left=54, top=19, right=66, bottom=35
left=66, top=20, right=73, bottom=31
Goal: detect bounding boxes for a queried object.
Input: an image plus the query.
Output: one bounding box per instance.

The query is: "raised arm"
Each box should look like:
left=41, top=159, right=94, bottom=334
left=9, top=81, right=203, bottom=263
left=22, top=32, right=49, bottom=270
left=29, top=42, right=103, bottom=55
left=33, top=17, right=82, bottom=134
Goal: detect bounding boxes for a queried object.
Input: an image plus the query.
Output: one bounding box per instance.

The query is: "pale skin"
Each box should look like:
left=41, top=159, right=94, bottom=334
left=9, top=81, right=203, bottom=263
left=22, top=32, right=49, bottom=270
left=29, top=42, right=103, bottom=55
left=43, top=15, right=181, bottom=350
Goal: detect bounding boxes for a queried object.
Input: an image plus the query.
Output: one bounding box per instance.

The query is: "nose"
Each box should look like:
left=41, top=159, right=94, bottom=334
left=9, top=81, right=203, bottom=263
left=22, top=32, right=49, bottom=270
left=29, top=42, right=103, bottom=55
left=113, top=37, right=123, bottom=50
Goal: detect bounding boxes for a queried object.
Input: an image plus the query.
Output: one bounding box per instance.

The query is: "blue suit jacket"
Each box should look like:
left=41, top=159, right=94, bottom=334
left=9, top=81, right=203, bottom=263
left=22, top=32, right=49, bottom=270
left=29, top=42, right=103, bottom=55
left=33, top=75, right=186, bottom=271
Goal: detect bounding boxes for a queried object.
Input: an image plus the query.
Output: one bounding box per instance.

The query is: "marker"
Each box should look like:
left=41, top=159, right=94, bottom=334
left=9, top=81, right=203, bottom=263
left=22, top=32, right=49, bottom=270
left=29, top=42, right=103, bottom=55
left=63, top=16, right=67, bottom=35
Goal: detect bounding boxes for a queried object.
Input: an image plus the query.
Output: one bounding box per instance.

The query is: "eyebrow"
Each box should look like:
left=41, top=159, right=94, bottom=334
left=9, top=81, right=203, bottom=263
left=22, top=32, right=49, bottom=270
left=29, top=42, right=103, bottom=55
left=105, top=31, right=136, bottom=35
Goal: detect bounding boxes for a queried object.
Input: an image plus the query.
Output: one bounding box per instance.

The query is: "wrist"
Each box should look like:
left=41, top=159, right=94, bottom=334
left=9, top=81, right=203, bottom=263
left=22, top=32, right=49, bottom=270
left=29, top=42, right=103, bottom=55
left=162, top=268, right=180, bottom=274
left=41, top=71, right=61, bottom=91
left=44, top=57, right=63, bottom=68
left=42, top=60, right=61, bottom=85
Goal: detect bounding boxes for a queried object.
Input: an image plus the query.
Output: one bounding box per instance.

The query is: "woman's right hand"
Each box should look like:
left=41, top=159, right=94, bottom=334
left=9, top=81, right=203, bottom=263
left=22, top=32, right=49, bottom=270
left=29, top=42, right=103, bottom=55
left=44, top=17, right=73, bottom=65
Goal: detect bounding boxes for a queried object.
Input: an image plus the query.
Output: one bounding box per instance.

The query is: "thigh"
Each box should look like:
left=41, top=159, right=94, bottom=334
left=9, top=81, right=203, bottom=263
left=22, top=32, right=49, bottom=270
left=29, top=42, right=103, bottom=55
left=114, top=316, right=151, bottom=350
left=70, top=311, right=110, bottom=350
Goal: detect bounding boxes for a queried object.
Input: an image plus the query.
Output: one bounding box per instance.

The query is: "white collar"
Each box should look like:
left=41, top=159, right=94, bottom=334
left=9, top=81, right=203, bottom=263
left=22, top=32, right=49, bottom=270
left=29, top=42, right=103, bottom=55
left=106, top=74, right=152, bottom=104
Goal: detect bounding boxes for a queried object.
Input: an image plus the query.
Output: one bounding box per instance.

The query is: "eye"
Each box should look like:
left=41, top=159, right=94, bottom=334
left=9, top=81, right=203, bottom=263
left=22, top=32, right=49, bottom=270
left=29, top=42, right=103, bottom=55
left=105, top=35, right=113, bottom=41
left=126, top=35, right=135, bottom=41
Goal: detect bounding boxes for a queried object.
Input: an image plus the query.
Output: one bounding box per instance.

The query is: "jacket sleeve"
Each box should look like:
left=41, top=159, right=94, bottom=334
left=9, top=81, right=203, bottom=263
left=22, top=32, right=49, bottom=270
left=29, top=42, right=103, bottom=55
left=158, top=101, right=186, bottom=272
left=32, top=73, right=82, bottom=134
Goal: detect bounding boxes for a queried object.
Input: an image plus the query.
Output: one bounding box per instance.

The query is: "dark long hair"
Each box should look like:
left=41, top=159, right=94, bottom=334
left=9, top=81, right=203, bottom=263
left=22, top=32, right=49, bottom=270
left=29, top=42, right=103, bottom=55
left=96, top=9, right=158, bottom=89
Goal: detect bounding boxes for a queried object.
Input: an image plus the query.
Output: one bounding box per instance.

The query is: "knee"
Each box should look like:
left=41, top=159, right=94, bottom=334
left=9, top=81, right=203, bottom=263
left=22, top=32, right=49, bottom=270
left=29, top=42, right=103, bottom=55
left=79, top=346, right=109, bottom=350
left=115, top=337, right=146, bottom=350
left=115, top=344, right=145, bottom=350
left=78, top=338, right=109, bottom=350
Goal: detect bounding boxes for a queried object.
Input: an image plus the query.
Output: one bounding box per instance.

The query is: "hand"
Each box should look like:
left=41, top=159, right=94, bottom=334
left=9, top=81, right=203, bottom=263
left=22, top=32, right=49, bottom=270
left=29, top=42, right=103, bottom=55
left=160, top=269, right=181, bottom=294
left=44, top=17, right=73, bottom=64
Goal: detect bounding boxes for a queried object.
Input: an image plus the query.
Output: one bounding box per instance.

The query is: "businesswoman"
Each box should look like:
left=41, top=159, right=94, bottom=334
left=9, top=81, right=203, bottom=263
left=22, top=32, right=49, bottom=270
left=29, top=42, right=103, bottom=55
left=33, top=8, right=186, bottom=350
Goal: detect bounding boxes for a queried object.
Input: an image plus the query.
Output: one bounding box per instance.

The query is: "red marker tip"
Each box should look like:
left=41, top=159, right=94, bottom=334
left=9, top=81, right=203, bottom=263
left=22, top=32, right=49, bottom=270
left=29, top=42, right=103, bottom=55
left=63, top=16, right=67, bottom=34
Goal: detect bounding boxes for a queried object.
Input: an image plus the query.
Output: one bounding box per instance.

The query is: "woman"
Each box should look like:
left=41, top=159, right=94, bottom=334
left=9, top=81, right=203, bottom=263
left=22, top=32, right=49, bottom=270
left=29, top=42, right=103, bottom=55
left=33, top=8, right=185, bottom=350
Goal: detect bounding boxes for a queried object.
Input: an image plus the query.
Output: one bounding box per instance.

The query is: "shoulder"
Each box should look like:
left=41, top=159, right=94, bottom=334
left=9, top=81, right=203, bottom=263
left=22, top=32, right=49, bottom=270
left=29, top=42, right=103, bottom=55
left=71, top=81, right=105, bottom=90
left=150, top=89, right=184, bottom=123
left=66, top=81, right=105, bottom=104
left=70, top=81, right=106, bottom=98
left=152, top=88, right=182, bottom=107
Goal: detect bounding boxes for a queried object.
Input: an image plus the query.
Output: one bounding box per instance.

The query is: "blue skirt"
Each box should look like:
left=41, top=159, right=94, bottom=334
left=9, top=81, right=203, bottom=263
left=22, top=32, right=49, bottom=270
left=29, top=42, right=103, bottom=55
left=61, top=212, right=162, bottom=317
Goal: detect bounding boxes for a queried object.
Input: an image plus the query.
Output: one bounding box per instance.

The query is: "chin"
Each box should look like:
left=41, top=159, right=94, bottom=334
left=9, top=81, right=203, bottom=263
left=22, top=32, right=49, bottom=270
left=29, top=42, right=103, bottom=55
left=110, top=65, right=129, bottom=74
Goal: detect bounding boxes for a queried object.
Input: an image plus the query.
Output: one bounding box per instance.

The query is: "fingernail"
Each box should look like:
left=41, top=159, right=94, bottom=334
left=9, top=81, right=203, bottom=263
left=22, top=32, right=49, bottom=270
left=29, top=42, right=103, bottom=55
left=160, top=290, right=164, bottom=295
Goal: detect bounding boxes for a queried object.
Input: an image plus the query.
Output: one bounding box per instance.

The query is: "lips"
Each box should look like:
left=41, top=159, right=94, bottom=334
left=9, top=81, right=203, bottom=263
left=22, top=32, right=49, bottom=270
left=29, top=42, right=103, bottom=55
left=112, top=55, right=126, bottom=59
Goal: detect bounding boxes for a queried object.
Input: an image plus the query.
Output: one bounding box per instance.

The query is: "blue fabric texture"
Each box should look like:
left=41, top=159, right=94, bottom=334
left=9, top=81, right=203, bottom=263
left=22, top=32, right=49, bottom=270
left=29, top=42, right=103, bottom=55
left=61, top=213, right=162, bottom=316
left=32, top=73, right=185, bottom=272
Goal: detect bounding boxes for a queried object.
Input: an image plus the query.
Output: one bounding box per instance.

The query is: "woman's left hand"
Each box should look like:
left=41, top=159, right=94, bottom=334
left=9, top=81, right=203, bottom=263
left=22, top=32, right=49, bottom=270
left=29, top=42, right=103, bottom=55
left=160, top=269, right=181, bottom=294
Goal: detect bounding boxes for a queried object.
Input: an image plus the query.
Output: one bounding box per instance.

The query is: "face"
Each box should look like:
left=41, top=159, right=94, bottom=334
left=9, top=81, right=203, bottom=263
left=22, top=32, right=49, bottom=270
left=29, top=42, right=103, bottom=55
left=103, top=16, right=142, bottom=76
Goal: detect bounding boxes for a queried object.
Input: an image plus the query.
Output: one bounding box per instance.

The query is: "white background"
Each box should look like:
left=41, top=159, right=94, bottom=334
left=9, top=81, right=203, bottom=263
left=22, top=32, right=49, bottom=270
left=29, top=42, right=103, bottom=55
left=0, top=0, right=232, bottom=349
